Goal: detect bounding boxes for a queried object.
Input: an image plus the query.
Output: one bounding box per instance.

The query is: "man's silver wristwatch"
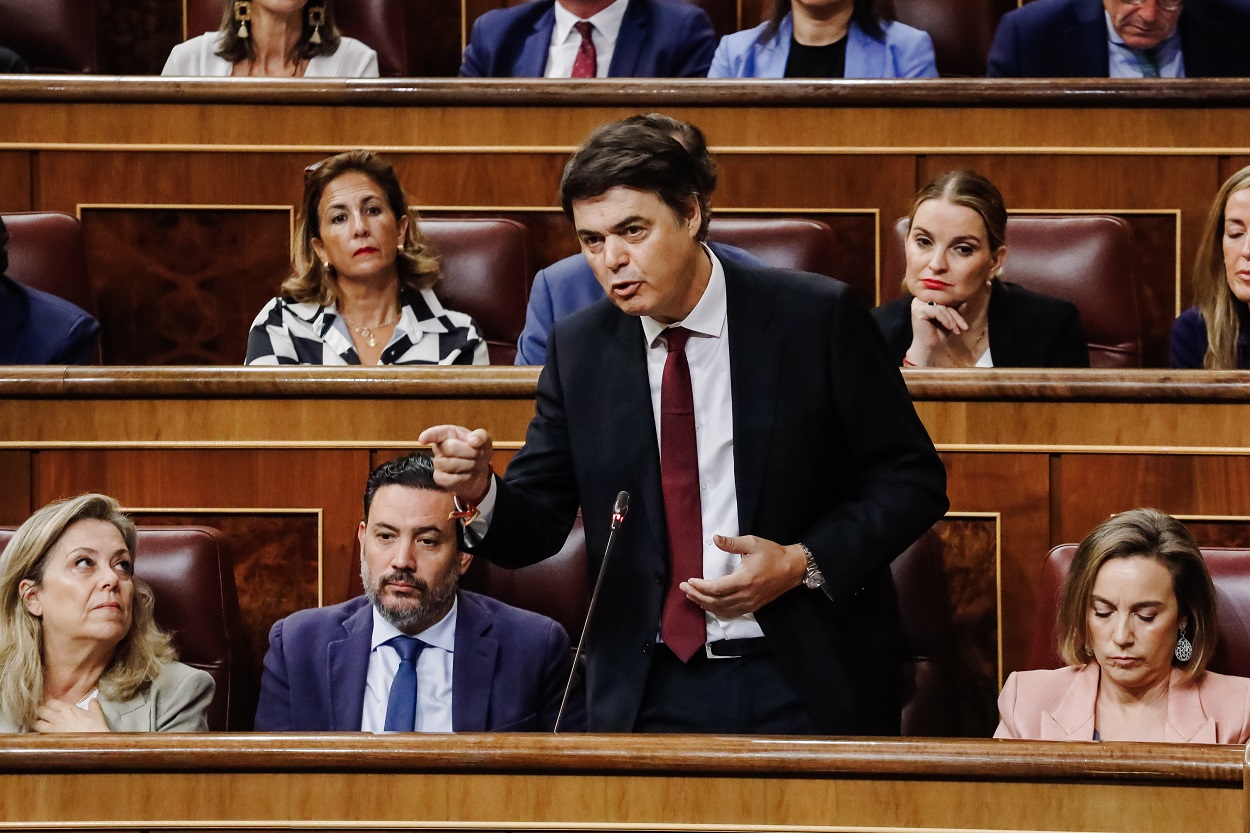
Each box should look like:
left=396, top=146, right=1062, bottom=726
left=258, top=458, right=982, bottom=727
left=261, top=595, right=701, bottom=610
left=800, top=543, right=825, bottom=589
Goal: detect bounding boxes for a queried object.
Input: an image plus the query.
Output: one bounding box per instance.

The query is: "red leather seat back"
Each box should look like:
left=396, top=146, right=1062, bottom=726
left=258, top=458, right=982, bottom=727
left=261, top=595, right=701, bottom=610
left=0, top=526, right=258, bottom=731
left=1028, top=544, right=1250, bottom=678
left=422, top=218, right=532, bottom=365
left=0, top=0, right=99, bottom=73
left=2, top=212, right=97, bottom=317
left=882, top=214, right=1143, bottom=368
left=891, top=0, right=1007, bottom=77
left=707, top=217, right=839, bottom=278
left=459, top=515, right=590, bottom=641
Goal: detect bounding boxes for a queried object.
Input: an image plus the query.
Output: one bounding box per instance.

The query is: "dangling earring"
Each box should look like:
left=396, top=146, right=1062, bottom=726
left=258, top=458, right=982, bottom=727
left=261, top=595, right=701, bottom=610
left=234, top=0, right=252, bottom=39
left=1175, top=628, right=1194, bottom=662
left=308, top=5, right=326, bottom=45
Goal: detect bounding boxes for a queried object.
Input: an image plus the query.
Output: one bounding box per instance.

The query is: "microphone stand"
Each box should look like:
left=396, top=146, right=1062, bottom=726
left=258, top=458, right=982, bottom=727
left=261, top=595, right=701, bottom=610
left=554, top=491, right=629, bottom=733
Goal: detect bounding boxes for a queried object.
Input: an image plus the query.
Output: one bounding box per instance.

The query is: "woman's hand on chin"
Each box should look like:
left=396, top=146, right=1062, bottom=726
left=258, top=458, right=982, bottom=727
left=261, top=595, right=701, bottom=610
left=904, top=296, right=971, bottom=368
left=33, top=698, right=110, bottom=733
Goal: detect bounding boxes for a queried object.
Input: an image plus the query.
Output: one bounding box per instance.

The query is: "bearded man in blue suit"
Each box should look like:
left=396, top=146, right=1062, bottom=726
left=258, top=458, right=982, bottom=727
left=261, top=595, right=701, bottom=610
left=254, top=452, right=584, bottom=732
left=460, top=0, right=716, bottom=78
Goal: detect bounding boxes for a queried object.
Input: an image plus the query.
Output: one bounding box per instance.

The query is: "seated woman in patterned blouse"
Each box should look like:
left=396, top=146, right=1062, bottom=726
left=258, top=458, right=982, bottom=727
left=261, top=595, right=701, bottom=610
left=245, top=150, right=488, bottom=366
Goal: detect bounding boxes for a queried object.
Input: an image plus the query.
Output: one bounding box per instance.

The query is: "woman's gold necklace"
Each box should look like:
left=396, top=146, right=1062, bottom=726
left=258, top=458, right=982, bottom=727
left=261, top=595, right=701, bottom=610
left=344, top=311, right=401, bottom=348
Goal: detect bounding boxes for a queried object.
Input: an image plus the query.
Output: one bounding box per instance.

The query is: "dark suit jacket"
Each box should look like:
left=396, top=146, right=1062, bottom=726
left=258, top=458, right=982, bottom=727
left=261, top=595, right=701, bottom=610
left=253, top=590, right=585, bottom=731
left=872, top=281, right=1090, bottom=368
left=472, top=259, right=949, bottom=733
left=459, top=0, right=717, bottom=78
left=0, top=275, right=99, bottom=364
left=987, top=0, right=1250, bottom=77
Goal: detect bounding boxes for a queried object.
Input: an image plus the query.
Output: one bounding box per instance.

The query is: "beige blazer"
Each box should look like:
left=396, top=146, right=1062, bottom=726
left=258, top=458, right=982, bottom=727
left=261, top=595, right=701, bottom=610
left=995, top=663, right=1250, bottom=743
left=0, top=661, right=214, bottom=733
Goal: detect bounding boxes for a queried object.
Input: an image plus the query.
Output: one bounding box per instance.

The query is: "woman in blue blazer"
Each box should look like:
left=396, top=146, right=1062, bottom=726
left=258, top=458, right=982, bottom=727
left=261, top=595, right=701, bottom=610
left=708, top=0, right=937, bottom=79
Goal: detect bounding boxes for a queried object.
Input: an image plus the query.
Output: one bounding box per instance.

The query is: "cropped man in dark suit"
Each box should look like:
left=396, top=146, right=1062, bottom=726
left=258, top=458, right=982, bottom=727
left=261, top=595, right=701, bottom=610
left=421, top=119, right=948, bottom=734
left=254, top=453, right=583, bottom=732
left=460, top=0, right=717, bottom=78
left=0, top=216, right=99, bottom=365
left=987, top=0, right=1250, bottom=77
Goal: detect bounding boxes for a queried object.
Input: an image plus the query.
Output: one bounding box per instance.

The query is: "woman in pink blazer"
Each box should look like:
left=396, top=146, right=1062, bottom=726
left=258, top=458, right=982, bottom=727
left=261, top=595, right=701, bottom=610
left=996, top=509, right=1250, bottom=744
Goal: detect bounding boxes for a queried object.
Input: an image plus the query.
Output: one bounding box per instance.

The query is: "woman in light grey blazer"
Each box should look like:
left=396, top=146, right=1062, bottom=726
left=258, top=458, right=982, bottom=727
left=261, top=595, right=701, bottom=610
left=0, top=494, right=213, bottom=733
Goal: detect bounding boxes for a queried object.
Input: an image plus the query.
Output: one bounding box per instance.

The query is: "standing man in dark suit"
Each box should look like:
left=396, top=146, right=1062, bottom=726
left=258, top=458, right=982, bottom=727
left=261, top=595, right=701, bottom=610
left=987, top=0, right=1250, bottom=78
left=420, top=119, right=948, bottom=734
left=460, top=0, right=717, bottom=78
left=254, top=452, right=584, bottom=732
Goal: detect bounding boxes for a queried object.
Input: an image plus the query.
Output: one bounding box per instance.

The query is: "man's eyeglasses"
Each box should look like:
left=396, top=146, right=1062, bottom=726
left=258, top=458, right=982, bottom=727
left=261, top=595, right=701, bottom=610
left=1122, top=0, right=1184, bottom=11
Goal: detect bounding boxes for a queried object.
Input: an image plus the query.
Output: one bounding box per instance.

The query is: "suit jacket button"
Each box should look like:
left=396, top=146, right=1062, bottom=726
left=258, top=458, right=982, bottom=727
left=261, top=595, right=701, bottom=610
left=654, top=571, right=664, bottom=585
left=642, top=643, right=651, bottom=654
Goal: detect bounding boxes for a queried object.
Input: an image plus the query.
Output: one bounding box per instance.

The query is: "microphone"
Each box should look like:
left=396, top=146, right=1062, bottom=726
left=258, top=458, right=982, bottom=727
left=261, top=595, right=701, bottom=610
left=554, top=490, right=629, bottom=733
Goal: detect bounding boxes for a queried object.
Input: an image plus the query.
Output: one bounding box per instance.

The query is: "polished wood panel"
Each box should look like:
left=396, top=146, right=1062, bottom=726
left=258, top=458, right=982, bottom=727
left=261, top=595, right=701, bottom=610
left=0, top=736, right=1242, bottom=832
left=101, top=0, right=180, bottom=75
left=82, top=207, right=292, bottom=364
left=0, top=451, right=31, bottom=525
left=36, top=449, right=368, bottom=604
left=129, top=510, right=318, bottom=667
left=0, top=152, right=31, bottom=212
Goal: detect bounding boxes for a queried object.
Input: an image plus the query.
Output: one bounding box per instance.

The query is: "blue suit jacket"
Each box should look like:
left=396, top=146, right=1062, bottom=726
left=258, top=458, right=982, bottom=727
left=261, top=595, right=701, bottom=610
left=253, top=590, right=585, bottom=732
left=460, top=0, right=716, bottom=78
left=515, top=241, right=762, bottom=366
left=987, top=0, right=1250, bottom=77
left=708, top=14, right=937, bottom=78
left=0, top=275, right=99, bottom=364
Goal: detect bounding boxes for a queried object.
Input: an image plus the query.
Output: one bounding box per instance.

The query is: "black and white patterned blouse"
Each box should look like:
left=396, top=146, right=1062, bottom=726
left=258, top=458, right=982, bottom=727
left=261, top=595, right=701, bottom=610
left=244, top=287, right=489, bottom=366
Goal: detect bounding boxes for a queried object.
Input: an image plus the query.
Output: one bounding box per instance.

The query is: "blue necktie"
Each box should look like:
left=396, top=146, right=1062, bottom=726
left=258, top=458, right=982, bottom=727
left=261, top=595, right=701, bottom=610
left=383, top=636, right=426, bottom=732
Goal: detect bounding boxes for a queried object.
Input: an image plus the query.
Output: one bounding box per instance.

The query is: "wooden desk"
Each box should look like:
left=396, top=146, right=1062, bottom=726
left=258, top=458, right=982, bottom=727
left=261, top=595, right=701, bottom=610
left=0, top=734, right=1243, bottom=832
left=3, top=367, right=1250, bottom=731
left=2, top=78, right=1248, bottom=364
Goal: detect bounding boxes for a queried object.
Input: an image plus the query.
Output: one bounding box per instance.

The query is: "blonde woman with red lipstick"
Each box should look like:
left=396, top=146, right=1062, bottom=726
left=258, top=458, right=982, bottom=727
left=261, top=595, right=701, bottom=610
left=246, top=150, right=488, bottom=366
left=1170, top=165, right=1250, bottom=369
left=872, top=170, right=1089, bottom=368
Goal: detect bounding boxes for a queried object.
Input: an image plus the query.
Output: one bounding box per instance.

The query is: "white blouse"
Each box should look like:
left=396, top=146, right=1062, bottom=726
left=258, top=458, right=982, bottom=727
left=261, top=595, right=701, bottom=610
left=162, top=32, right=379, bottom=77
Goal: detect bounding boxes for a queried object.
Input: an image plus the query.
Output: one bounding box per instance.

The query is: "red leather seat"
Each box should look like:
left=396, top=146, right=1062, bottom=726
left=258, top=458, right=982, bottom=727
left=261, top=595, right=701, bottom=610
left=881, top=214, right=1144, bottom=368
left=461, top=518, right=958, bottom=735
left=0, top=526, right=258, bottom=731
left=891, top=0, right=1010, bottom=77
left=707, top=217, right=840, bottom=278
left=2, top=212, right=97, bottom=318
left=0, top=0, right=99, bottom=73
left=422, top=217, right=532, bottom=365
left=1027, top=544, right=1250, bottom=678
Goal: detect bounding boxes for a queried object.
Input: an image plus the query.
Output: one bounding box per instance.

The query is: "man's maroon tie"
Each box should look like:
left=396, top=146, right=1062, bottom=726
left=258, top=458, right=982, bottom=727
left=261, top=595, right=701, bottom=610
left=659, top=327, right=705, bottom=662
left=571, top=21, right=597, bottom=78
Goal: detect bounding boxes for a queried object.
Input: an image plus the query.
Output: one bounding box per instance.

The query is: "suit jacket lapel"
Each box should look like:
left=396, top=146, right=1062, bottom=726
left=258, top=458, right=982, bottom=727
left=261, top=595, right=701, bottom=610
left=452, top=592, right=498, bottom=732
left=1166, top=668, right=1216, bottom=743
left=608, top=0, right=648, bottom=77
left=986, top=281, right=1020, bottom=366
left=517, top=3, right=557, bottom=77
left=1068, top=2, right=1110, bottom=76
left=1041, top=662, right=1100, bottom=741
left=328, top=602, right=373, bottom=731
left=601, top=308, right=668, bottom=556
left=844, top=23, right=882, bottom=78
left=724, top=261, right=779, bottom=533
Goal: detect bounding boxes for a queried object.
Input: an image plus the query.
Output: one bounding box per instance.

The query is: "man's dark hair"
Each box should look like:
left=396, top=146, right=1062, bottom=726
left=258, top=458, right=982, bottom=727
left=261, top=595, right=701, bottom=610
left=362, top=451, right=441, bottom=520
left=621, top=113, right=718, bottom=198
left=559, top=118, right=712, bottom=240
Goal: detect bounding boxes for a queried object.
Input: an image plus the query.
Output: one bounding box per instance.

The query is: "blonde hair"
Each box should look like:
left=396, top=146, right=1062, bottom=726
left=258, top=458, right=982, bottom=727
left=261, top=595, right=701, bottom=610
left=1056, top=508, right=1216, bottom=684
left=1195, top=166, right=1250, bottom=369
left=283, top=150, right=440, bottom=306
left=0, top=494, right=176, bottom=731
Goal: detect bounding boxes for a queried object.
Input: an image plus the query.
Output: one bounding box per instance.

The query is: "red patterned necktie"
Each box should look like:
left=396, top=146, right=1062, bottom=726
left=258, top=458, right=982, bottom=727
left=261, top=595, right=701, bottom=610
left=659, top=327, right=705, bottom=661
left=571, top=21, right=597, bottom=79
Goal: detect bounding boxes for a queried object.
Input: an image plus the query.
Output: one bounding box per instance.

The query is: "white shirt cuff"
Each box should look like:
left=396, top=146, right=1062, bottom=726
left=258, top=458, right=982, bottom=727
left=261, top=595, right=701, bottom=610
left=457, top=476, right=497, bottom=545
